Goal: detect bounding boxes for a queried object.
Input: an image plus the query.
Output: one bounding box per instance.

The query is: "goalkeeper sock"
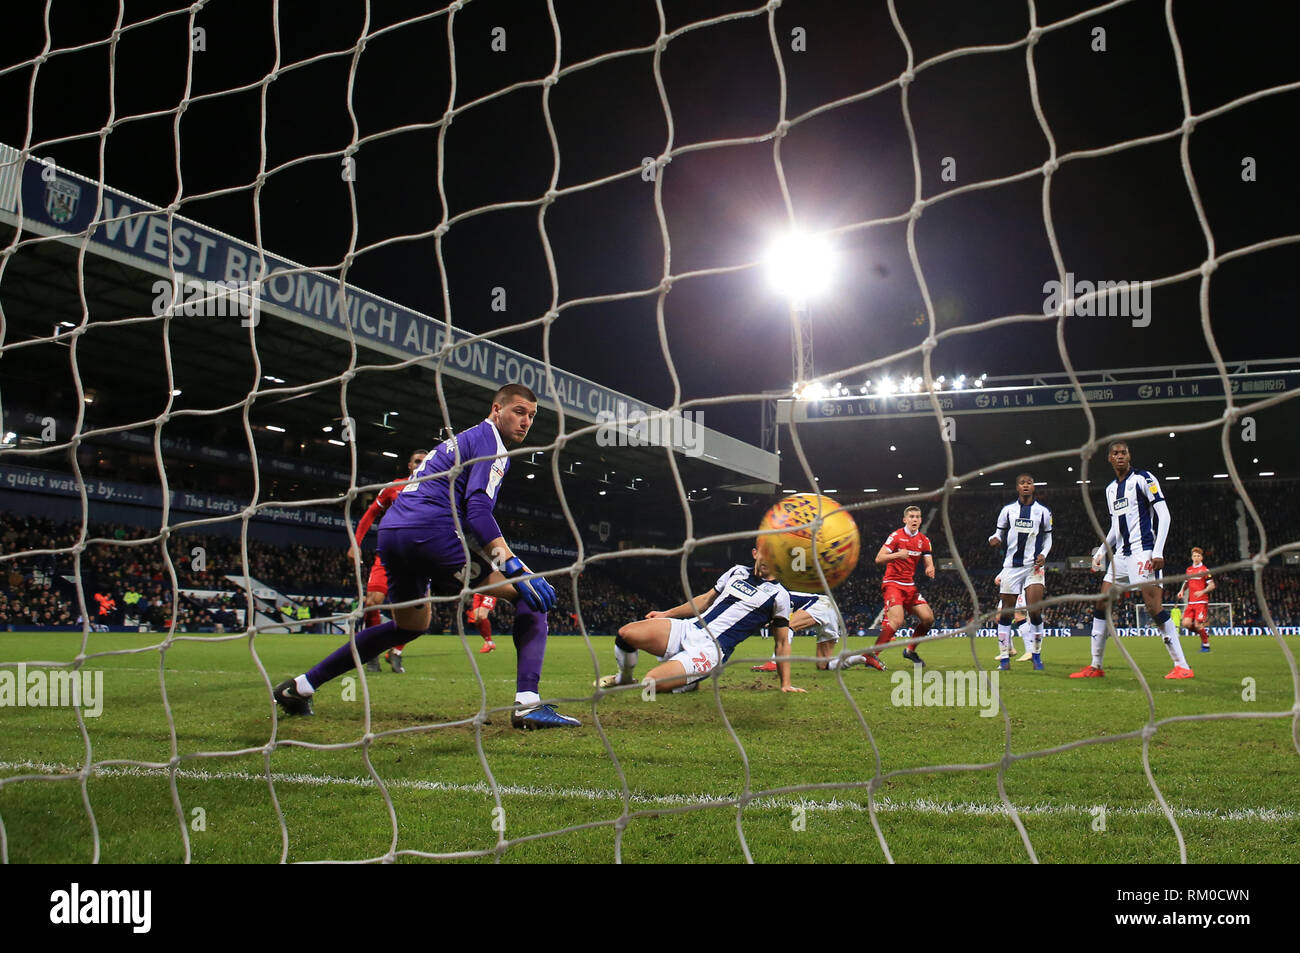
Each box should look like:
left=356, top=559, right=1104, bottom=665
left=512, top=600, right=548, bottom=696
left=305, top=620, right=422, bottom=688
left=1090, top=614, right=1108, bottom=667
left=1157, top=613, right=1188, bottom=667
left=614, top=643, right=638, bottom=679
left=293, top=674, right=315, bottom=696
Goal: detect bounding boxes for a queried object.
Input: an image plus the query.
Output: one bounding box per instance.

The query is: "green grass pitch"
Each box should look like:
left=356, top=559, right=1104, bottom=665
left=1, top=630, right=1296, bottom=863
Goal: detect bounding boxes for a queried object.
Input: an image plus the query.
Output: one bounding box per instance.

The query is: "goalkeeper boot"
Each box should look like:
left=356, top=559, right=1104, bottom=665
left=387, top=650, right=404, bottom=674
left=273, top=679, right=314, bottom=717
left=365, top=658, right=381, bottom=673
left=512, top=704, right=580, bottom=729
left=751, top=660, right=778, bottom=672
left=1069, top=665, right=1105, bottom=678
left=1032, top=653, right=1044, bottom=671
left=901, top=648, right=925, bottom=667
left=1165, top=666, right=1194, bottom=679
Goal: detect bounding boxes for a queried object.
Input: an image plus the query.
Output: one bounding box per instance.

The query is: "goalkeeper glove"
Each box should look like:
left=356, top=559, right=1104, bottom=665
left=502, top=556, right=556, bottom=612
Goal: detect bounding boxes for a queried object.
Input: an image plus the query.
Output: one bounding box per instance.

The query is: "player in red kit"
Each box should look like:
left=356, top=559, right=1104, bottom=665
left=875, top=505, right=936, bottom=667
left=467, top=591, right=498, bottom=653
left=1176, top=546, right=1215, bottom=653
left=349, top=450, right=426, bottom=674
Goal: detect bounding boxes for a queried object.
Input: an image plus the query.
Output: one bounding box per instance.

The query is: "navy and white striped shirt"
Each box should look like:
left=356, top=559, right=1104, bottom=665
left=697, top=566, right=792, bottom=661
left=993, top=500, right=1053, bottom=569
left=1106, top=469, right=1168, bottom=557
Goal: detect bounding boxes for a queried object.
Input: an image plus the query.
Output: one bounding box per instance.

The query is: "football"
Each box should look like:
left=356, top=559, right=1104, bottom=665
left=758, top=493, right=860, bottom=591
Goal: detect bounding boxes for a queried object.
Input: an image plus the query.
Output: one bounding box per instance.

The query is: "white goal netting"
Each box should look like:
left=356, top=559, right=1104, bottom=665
left=1, top=0, right=1298, bottom=865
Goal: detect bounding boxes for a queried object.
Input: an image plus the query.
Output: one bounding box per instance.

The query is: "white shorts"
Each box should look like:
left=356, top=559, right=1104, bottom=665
left=1104, top=551, right=1161, bottom=587
left=999, top=564, right=1045, bottom=596
left=795, top=595, right=841, bottom=643
left=663, top=618, right=722, bottom=676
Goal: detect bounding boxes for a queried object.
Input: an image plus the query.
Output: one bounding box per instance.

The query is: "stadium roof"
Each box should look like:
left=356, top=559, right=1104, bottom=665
left=0, top=144, right=778, bottom=511
left=771, top=361, right=1300, bottom=498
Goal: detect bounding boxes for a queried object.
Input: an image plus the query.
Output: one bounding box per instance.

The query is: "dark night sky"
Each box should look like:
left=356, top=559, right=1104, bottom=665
left=3, top=0, right=1298, bottom=445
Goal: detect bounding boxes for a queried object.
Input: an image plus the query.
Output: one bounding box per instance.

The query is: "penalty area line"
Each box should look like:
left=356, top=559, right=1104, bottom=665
left=0, top=760, right=1293, bottom=824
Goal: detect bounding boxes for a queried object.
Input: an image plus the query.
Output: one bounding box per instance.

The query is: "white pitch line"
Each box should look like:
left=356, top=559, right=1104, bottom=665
left=1, top=760, right=1293, bottom=824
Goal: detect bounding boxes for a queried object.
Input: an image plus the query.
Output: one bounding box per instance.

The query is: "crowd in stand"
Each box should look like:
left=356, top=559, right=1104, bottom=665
left=3, top=478, right=1299, bottom=635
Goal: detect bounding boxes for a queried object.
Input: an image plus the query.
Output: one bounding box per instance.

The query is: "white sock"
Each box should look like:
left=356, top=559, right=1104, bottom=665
left=1090, top=616, right=1107, bottom=667
left=515, top=690, right=540, bottom=708
left=294, top=674, right=315, bottom=696
left=1162, top=618, right=1188, bottom=667
left=1032, top=622, right=1044, bottom=654
left=614, top=644, right=638, bottom=679
left=997, top=623, right=1012, bottom=656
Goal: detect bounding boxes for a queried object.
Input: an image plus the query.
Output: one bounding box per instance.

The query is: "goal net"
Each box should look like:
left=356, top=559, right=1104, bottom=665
left=1, top=0, right=1298, bottom=868
left=1136, top=603, right=1233, bottom=632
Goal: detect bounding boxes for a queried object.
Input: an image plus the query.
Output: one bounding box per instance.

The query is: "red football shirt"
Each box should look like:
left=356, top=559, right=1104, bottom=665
left=1185, top=565, right=1212, bottom=604
left=354, top=480, right=408, bottom=544
left=881, top=528, right=931, bottom=587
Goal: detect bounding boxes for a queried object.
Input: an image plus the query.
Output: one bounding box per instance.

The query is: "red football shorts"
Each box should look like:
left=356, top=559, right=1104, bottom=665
left=366, top=556, right=389, bottom=596
left=882, top=582, right=927, bottom=612
left=1185, top=603, right=1208, bottom=626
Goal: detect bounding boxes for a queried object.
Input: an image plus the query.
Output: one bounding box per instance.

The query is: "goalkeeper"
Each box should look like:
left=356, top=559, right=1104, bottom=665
left=273, top=384, right=579, bottom=729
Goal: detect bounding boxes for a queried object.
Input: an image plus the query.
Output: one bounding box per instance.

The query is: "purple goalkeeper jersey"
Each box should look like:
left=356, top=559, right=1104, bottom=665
left=380, top=419, right=509, bottom=550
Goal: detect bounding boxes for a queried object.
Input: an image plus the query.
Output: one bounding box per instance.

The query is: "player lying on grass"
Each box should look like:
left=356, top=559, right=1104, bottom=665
left=989, top=472, right=1052, bottom=671
left=347, top=449, right=426, bottom=674
left=596, top=547, right=804, bottom=694
left=273, top=384, right=580, bottom=728
left=751, top=590, right=843, bottom=673
left=1071, top=441, right=1193, bottom=681
left=1177, top=546, right=1215, bottom=653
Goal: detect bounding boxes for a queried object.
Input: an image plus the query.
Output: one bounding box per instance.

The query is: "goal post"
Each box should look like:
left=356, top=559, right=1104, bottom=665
left=1136, top=603, right=1234, bottom=631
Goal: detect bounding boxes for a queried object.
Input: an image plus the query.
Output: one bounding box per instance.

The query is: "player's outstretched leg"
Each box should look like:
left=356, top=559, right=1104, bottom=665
left=274, top=619, right=424, bottom=716
left=510, top=599, right=579, bottom=728
left=597, top=627, right=644, bottom=688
